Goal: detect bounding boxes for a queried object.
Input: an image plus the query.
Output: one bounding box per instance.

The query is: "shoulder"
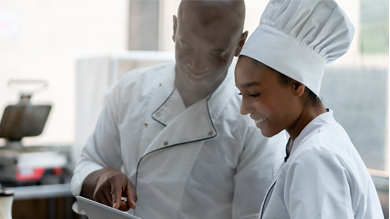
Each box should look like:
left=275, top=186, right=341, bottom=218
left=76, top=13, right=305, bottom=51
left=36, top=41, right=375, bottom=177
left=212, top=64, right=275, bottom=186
left=109, top=62, right=174, bottom=97
left=118, top=62, right=175, bottom=88
left=102, top=62, right=175, bottom=109
left=285, top=127, right=355, bottom=178
left=302, top=122, right=355, bottom=160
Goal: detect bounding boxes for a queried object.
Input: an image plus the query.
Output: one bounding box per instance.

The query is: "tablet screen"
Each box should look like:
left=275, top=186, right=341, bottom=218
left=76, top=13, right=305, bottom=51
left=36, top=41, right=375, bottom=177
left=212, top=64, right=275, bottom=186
left=76, top=196, right=142, bottom=219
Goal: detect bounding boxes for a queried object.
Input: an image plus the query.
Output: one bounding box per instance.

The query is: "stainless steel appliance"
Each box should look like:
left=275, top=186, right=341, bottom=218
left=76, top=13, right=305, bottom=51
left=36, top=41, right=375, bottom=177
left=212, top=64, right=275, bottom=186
left=0, top=80, right=70, bottom=186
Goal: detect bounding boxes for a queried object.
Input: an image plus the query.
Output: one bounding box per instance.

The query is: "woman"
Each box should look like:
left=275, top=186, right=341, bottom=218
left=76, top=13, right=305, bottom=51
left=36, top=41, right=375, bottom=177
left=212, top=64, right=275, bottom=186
left=235, top=0, right=384, bottom=218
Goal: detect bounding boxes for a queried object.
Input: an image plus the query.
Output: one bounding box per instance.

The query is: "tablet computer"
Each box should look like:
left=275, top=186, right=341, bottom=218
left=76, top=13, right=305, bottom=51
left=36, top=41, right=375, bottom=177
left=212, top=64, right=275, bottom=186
left=76, top=196, right=142, bottom=219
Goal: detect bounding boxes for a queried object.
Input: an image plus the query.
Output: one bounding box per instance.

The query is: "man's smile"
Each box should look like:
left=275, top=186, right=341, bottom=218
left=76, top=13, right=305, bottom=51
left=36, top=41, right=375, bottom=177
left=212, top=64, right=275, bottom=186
left=186, top=67, right=211, bottom=79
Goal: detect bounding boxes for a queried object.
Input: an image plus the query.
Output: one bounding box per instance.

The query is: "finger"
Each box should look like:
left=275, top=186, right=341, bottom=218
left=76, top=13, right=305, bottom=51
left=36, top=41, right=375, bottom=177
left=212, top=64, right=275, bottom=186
left=118, top=200, right=130, bottom=211
left=111, top=180, right=124, bottom=209
left=94, top=192, right=111, bottom=207
left=102, top=195, right=111, bottom=207
left=126, top=181, right=137, bottom=209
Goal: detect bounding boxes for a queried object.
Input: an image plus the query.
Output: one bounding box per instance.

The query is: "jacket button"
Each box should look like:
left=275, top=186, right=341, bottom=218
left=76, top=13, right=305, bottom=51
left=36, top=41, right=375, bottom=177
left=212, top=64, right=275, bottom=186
left=158, top=83, right=162, bottom=87
left=208, top=131, right=213, bottom=136
left=156, top=112, right=161, bottom=117
left=144, top=123, right=148, bottom=127
left=163, top=141, right=168, bottom=146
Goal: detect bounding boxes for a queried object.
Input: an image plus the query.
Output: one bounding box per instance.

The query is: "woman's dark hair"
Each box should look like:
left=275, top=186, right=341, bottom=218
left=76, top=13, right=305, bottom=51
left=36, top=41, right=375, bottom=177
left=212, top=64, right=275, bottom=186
left=249, top=58, right=321, bottom=107
left=277, top=72, right=321, bottom=107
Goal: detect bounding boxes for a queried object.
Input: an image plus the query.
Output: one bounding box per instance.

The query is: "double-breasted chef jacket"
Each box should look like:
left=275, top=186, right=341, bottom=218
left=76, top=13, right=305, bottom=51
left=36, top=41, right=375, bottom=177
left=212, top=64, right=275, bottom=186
left=259, top=110, right=383, bottom=219
left=71, top=63, right=287, bottom=219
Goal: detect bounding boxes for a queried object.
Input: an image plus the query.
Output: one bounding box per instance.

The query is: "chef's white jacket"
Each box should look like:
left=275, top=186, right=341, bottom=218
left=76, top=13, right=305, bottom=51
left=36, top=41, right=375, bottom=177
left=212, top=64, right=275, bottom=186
left=260, top=110, right=383, bottom=219
left=71, top=63, right=287, bottom=219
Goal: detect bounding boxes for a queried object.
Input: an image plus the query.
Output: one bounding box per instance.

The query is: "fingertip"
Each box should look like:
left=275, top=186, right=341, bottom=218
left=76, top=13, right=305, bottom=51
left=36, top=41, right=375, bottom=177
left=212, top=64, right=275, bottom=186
left=126, top=199, right=135, bottom=209
left=111, top=194, right=120, bottom=209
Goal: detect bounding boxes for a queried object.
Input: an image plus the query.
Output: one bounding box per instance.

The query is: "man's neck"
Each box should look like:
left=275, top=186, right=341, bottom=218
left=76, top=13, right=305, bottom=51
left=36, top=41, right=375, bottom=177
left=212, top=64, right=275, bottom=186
left=176, top=86, right=211, bottom=108
left=174, top=68, right=227, bottom=108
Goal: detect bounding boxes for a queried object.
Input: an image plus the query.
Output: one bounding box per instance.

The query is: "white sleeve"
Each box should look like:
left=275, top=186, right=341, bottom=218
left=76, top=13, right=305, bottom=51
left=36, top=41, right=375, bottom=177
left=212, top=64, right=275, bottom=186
left=70, top=83, right=123, bottom=197
left=285, top=149, right=355, bottom=219
left=232, top=128, right=286, bottom=219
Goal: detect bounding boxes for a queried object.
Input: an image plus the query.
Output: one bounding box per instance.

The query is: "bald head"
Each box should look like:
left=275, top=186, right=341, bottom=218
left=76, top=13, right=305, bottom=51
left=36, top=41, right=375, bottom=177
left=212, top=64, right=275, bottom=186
left=177, top=0, right=246, bottom=35
left=172, top=0, right=248, bottom=103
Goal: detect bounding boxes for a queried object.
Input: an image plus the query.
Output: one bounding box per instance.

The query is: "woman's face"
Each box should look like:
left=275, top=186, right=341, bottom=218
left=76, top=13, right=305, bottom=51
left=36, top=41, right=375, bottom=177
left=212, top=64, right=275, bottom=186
left=235, top=56, right=303, bottom=138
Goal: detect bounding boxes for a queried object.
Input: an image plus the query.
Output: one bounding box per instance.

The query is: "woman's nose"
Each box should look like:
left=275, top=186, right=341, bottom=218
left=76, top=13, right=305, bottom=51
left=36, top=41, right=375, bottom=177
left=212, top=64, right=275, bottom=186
left=240, top=98, right=253, bottom=116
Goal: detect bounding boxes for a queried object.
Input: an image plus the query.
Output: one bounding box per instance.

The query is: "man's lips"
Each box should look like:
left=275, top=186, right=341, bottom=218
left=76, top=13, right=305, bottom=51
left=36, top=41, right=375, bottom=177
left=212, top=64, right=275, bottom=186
left=185, top=66, right=211, bottom=79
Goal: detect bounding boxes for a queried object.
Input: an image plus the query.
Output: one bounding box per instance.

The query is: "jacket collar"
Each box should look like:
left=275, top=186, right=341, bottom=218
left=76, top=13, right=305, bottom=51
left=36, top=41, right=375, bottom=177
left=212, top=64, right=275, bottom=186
left=289, top=109, right=336, bottom=156
left=151, top=88, right=186, bottom=127
left=143, top=62, right=236, bottom=156
left=151, top=61, right=237, bottom=127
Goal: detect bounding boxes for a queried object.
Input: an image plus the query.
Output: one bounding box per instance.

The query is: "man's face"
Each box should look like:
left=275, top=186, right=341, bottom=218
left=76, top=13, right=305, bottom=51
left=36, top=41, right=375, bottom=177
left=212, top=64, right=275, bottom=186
left=173, top=5, right=245, bottom=94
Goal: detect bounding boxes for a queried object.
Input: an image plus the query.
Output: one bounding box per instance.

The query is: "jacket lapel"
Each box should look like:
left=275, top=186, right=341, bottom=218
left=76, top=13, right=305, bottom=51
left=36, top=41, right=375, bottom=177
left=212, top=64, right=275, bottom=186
left=143, top=95, right=216, bottom=156
left=151, top=88, right=186, bottom=127
left=142, top=62, right=236, bottom=156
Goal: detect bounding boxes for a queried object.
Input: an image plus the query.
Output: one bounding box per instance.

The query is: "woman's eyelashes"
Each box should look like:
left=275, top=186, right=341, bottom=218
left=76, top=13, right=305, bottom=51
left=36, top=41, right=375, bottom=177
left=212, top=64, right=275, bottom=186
left=237, top=92, right=260, bottom=98
left=248, top=92, right=260, bottom=97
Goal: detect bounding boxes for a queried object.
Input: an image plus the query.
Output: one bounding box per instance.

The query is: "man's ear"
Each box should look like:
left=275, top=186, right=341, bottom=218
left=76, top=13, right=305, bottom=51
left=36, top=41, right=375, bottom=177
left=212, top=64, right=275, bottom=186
left=235, top=31, right=248, bottom=56
left=292, top=81, right=306, bottom=97
left=172, top=15, right=177, bottom=42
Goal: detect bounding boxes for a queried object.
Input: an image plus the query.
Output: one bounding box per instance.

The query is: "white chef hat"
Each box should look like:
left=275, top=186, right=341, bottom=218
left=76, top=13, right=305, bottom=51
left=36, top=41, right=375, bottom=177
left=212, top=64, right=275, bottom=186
left=240, top=0, right=355, bottom=96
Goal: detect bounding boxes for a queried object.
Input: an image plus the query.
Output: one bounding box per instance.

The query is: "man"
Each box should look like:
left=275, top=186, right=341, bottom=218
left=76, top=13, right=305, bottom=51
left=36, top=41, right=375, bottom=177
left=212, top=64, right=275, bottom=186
left=71, top=0, right=286, bottom=218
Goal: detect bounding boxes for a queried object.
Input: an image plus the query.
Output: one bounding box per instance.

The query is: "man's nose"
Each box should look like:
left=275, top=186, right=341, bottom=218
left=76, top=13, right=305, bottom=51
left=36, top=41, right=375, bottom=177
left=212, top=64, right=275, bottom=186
left=188, top=54, right=208, bottom=73
left=240, top=98, right=253, bottom=115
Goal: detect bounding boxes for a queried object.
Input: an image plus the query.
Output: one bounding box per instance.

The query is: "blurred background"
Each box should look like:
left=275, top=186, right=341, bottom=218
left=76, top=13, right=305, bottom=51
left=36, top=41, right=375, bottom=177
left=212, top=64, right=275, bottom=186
left=0, top=0, right=388, bottom=218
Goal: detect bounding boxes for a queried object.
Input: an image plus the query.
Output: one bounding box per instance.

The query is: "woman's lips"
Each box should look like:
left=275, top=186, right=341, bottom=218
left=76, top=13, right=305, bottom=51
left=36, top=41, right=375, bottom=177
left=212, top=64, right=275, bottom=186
left=254, top=117, right=267, bottom=124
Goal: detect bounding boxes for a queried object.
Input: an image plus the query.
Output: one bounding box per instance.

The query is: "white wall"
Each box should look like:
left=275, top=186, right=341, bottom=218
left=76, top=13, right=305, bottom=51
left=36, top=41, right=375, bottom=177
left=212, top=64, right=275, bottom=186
left=1, top=0, right=388, bottom=170
left=159, top=0, right=388, bottom=69
left=0, top=0, right=128, bottom=146
left=157, top=0, right=388, bottom=171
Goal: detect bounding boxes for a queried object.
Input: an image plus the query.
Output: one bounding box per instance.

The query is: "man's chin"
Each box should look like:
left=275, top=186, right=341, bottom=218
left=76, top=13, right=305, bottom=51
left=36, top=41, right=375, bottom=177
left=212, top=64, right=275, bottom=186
left=177, top=77, right=208, bottom=92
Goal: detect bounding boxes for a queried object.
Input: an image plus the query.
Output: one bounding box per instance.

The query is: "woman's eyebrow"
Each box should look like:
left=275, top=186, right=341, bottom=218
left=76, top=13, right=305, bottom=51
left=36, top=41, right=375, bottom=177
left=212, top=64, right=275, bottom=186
left=240, top=81, right=261, bottom=89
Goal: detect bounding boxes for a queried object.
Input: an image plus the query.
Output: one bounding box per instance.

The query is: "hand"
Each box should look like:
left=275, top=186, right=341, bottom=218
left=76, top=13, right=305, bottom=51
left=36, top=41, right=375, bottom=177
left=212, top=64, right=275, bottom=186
left=81, top=167, right=137, bottom=211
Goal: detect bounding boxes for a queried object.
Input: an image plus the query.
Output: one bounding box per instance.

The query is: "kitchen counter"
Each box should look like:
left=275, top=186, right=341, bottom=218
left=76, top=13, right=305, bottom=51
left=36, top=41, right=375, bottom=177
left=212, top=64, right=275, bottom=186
left=10, top=183, right=72, bottom=200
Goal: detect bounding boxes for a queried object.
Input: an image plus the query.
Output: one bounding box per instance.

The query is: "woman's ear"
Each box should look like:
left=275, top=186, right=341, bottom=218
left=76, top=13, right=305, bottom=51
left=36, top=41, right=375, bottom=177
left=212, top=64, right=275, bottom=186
left=292, top=81, right=305, bottom=97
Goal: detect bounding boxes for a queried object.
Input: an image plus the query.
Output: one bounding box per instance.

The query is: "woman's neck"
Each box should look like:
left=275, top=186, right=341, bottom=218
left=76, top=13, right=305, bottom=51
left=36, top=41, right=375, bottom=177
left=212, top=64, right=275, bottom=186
left=287, top=103, right=327, bottom=140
